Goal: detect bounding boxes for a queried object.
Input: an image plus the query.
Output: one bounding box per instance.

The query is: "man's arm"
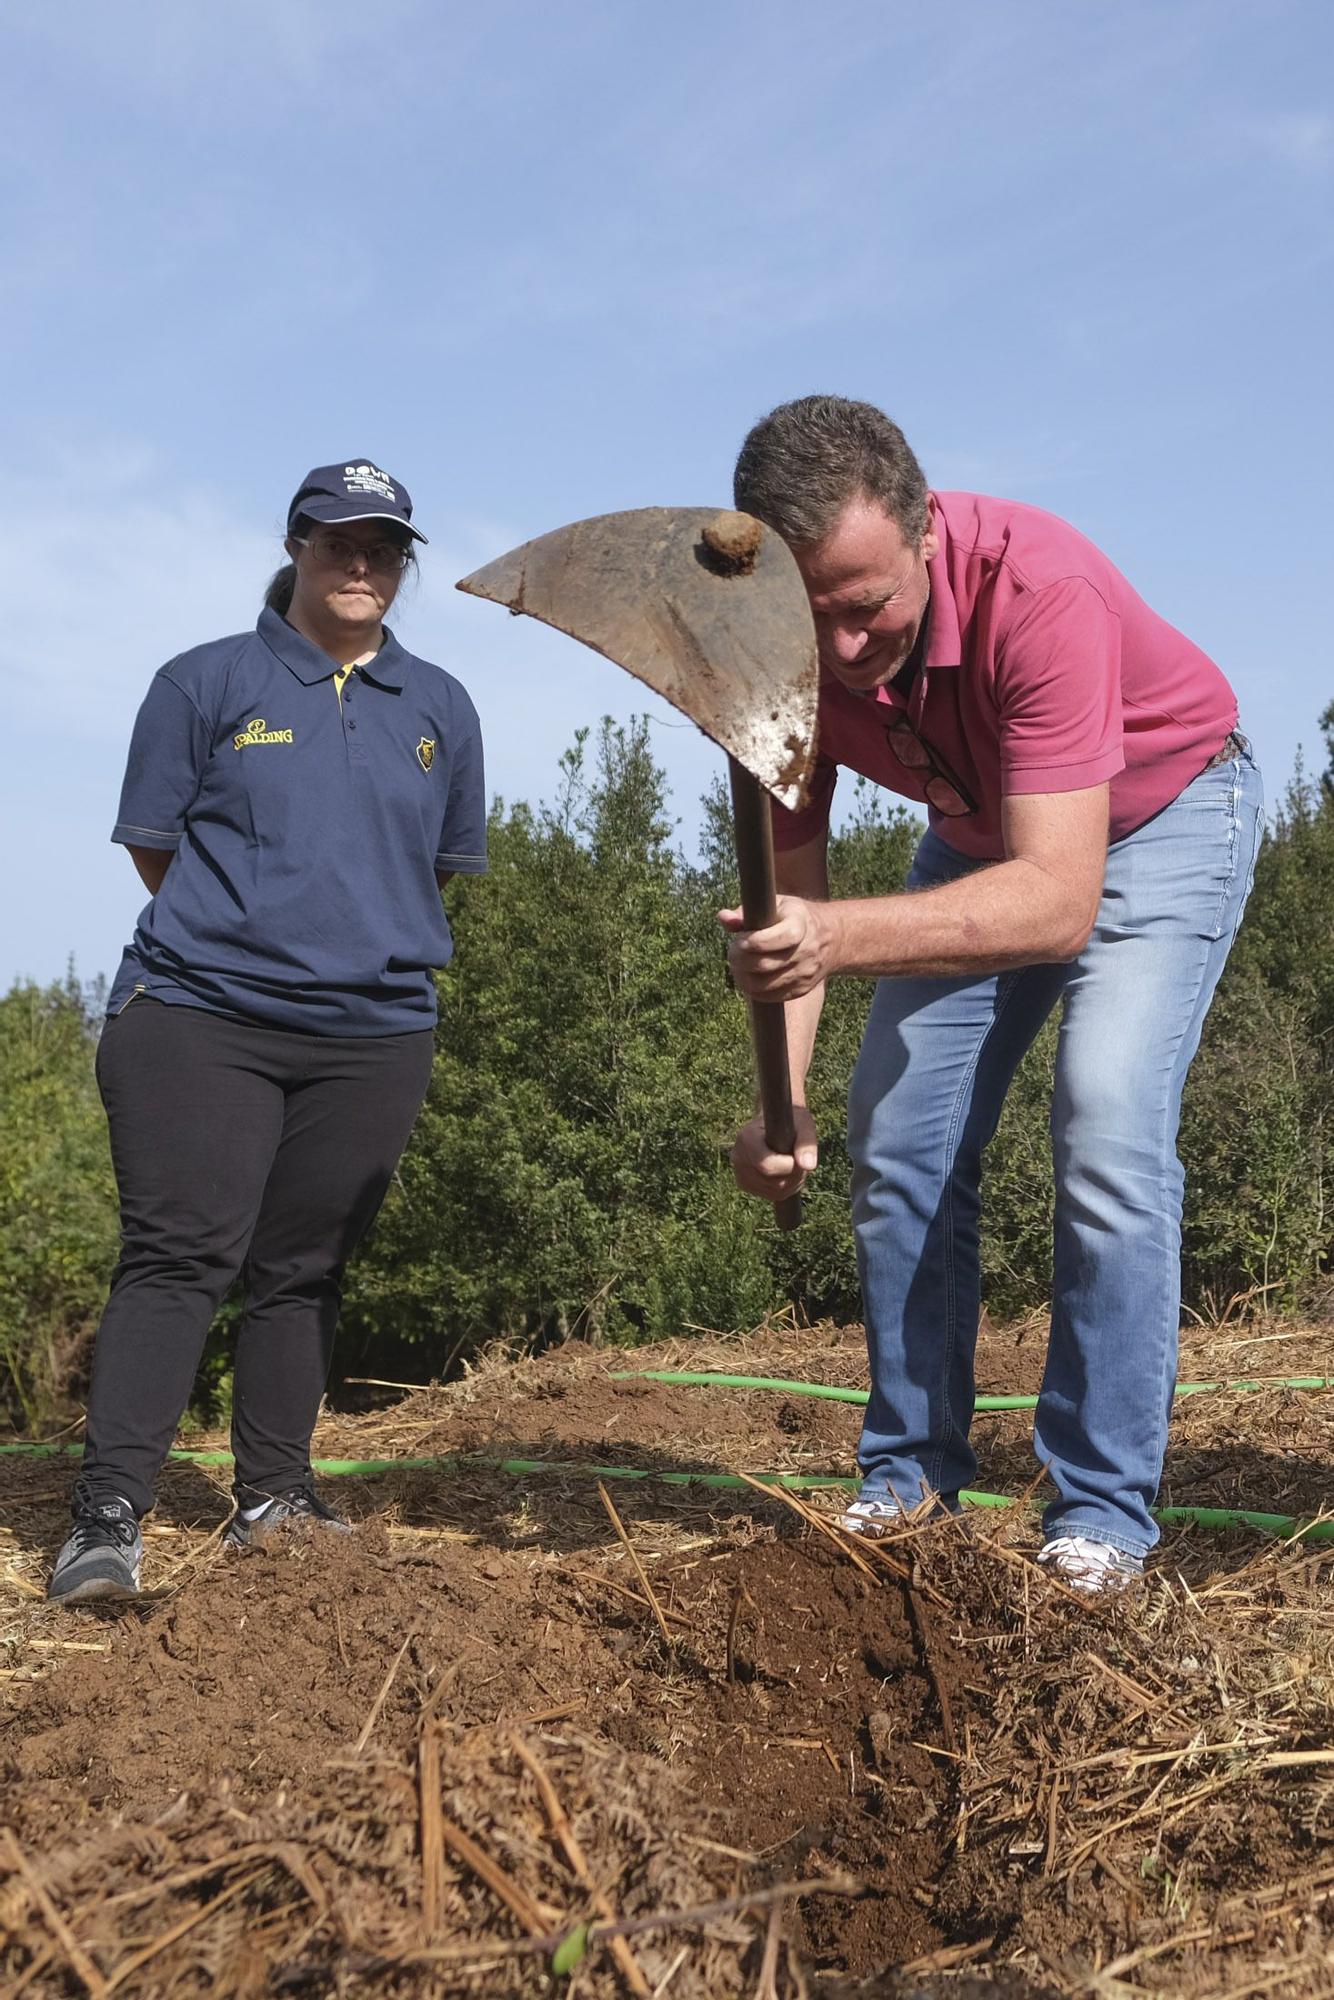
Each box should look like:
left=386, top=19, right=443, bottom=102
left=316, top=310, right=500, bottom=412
left=726, top=785, right=1109, bottom=1004
left=127, top=845, right=173, bottom=896
left=769, top=833, right=831, bottom=1088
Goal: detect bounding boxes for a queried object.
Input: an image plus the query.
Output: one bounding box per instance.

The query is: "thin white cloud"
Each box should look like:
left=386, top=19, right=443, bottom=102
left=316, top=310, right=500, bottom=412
left=7, top=0, right=444, bottom=106
left=0, top=456, right=721, bottom=837
left=0, top=478, right=273, bottom=742
left=1245, top=110, right=1334, bottom=174
left=0, top=469, right=727, bottom=988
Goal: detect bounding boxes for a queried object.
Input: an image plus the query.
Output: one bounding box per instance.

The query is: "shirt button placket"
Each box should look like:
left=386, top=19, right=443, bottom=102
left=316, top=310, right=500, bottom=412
left=346, top=682, right=368, bottom=765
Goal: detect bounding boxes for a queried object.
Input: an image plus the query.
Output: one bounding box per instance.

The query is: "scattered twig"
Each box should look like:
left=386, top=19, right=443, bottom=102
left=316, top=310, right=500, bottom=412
left=1042, top=1770, right=1061, bottom=1875
left=418, top=1717, right=444, bottom=1938
left=351, top=1631, right=415, bottom=1755
left=901, top=1565, right=958, bottom=1755
left=333, top=1601, right=351, bottom=1671
left=512, top=1734, right=653, bottom=1998
left=7, top=1937, right=57, bottom=2000
left=595, top=1872, right=862, bottom=1945
left=4, top=1568, right=45, bottom=1599
left=652, top=1943, right=690, bottom=1997
left=342, top=1376, right=426, bottom=1390
left=152, top=1514, right=233, bottom=1593
left=435, top=1806, right=561, bottom=1934
left=1093, top=1917, right=1263, bottom=1983
left=1200, top=1958, right=1334, bottom=2000
left=1082, top=1649, right=1171, bottom=1716
left=732, top=1470, right=878, bottom=1582
left=753, top=1902, right=783, bottom=2000
left=27, top=1639, right=111, bottom=1653
left=901, top=1933, right=996, bottom=1975
left=401, top=1871, right=862, bottom=1969
left=505, top=1697, right=586, bottom=1727
left=1, top=1828, right=109, bottom=1998
left=726, top=1580, right=757, bottom=1684
left=569, top=1566, right=691, bottom=1626
left=104, top=1868, right=267, bottom=1993
left=596, top=1482, right=674, bottom=1650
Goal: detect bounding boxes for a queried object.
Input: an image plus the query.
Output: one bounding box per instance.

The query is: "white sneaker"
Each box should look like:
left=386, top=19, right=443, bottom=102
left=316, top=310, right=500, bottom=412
left=836, top=1497, right=907, bottom=1538
left=1038, top=1535, right=1144, bottom=1595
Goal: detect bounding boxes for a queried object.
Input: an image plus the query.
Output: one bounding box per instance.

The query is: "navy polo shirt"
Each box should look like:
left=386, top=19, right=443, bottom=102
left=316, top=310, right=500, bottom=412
left=107, top=608, right=487, bottom=1035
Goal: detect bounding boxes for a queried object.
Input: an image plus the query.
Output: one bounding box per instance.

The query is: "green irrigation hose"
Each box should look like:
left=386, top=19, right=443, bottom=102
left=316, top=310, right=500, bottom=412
left=611, top=1368, right=1334, bottom=1412
left=3, top=1441, right=1332, bottom=1544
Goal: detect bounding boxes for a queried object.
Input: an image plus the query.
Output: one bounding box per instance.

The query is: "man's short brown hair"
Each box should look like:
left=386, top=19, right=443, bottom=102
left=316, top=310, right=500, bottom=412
left=733, top=395, right=930, bottom=548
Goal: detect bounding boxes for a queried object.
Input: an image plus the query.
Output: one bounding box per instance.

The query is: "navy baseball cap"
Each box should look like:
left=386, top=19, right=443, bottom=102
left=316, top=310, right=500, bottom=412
left=287, top=460, right=428, bottom=543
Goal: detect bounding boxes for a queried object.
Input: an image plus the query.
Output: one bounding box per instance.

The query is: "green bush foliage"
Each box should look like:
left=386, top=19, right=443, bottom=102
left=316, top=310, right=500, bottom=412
left=0, top=972, right=117, bottom=1421
left=4, top=722, right=1332, bottom=1422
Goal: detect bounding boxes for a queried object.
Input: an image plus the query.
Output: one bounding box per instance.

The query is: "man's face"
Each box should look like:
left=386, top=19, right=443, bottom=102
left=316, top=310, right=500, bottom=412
left=793, top=494, right=938, bottom=693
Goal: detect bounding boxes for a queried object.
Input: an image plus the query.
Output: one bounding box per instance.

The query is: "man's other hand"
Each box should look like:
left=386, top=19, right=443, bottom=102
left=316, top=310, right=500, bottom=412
left=730, top=1106, right=819, bottom=1202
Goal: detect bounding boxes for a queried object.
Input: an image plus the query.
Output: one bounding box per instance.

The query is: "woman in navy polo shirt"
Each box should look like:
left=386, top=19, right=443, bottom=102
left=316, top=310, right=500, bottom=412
left=49, top=460, right=487, bottom=1603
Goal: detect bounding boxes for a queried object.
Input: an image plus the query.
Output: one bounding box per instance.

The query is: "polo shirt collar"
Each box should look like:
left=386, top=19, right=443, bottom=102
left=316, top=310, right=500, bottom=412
left=257, top=607, right=411, bottom=690
left=923, top=496, right=962, bottom=669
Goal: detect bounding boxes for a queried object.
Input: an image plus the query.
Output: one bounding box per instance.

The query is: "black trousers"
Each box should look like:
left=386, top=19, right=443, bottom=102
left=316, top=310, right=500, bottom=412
left=78, top=1000, right=434, bottom=1517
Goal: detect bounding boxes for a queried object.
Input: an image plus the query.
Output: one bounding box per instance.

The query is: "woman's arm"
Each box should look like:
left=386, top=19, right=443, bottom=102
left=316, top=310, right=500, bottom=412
left=127, top=846, right=173, bottom=896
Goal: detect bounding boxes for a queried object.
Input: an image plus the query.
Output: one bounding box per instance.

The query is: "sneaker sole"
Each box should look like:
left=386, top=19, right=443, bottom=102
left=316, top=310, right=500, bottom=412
left=49, top=1575, right=141, bottom=1604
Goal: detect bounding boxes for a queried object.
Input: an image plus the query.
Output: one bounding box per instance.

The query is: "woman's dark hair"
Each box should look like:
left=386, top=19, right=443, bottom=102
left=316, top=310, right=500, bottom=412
left=264, top=561, right=299, bottom=615
left=263, top=514, right=419, bottom=615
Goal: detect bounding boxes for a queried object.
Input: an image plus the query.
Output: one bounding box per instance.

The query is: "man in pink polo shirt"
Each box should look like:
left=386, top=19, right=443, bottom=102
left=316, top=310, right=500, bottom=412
left=722, top=395, right=1263, bottom=1594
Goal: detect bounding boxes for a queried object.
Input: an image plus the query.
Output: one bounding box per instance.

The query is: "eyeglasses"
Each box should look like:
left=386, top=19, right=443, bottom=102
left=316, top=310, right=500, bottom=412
left=885, top=716, right=977, bottom=817
left=294, top=531, right=411, bottom=573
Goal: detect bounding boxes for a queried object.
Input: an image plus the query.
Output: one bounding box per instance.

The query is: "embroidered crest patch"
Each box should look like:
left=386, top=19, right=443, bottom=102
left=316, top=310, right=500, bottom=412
left=416, top=737, right=436, bottom=772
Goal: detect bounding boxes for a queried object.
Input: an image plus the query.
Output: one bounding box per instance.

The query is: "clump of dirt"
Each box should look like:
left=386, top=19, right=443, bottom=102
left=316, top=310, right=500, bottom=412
left=603, top=1538, right=969, bottom=1975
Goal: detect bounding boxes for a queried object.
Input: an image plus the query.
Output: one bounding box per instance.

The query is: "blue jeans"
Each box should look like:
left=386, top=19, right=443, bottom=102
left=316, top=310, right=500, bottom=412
left=846, top=747, right=1264, bottom=1556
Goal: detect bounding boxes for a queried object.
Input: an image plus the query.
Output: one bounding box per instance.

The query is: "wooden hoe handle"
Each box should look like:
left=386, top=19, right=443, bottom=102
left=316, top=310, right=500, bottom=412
left=728, top=758, right=804, bottom=1232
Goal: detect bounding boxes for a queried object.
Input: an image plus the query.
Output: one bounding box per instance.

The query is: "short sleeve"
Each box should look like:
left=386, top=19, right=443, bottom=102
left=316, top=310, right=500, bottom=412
left=111, top=668, right=214, bottom=850
left=436, top=688, right=488, bottom=873
left=995, top=578, right=1125, bottom=794
left=770, top=754, right=837, bottom=852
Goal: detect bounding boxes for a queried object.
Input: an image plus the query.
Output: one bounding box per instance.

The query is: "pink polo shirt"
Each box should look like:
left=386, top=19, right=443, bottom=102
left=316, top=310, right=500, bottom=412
left=772, top=491, right=1238, bottom=861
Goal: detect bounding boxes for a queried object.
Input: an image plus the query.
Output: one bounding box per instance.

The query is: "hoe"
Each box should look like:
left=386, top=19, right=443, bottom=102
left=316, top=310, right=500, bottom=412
left=459, top=508, right=819, bottom=1228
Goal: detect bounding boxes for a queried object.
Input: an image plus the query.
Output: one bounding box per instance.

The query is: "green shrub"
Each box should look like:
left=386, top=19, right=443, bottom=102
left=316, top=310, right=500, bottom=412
left=0, top=973, right=117, bottom=1422
left=6, top=723, right=1334, bottom=1421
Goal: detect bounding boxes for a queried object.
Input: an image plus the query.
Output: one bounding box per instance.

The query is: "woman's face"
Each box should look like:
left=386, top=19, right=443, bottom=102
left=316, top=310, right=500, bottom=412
left=286, top=523, right=408, bottom=636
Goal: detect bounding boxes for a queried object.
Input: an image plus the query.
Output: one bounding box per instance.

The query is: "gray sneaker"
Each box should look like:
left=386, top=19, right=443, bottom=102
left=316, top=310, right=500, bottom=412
left=223, top=1484, right=351, bottom=1549
left=48, top=1497, right=142, bottom=1604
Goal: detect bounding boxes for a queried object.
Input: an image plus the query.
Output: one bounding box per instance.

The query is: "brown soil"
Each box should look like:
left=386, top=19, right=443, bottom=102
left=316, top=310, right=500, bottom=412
left=3, top=1315, right=1333, bottom=1996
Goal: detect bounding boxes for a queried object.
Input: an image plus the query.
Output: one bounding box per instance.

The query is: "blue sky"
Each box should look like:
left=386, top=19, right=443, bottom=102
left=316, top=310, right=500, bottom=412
left=4, top=0, right=1331, bottom=990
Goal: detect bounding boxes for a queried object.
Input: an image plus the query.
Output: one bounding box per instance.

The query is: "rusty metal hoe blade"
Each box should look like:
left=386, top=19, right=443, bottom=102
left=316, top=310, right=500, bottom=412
left=457, top=508, right=817, bottom=1231
left=456, top=507, right=818, bottom=810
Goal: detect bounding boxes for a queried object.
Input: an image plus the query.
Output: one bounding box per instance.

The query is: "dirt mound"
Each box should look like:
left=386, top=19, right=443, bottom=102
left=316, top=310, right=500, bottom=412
left=4, top=1315, right=1334, bottom=1994
left=3, top=1518, right=983, bottom=1996
left=2, top=1530, right=736, bottom=1994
